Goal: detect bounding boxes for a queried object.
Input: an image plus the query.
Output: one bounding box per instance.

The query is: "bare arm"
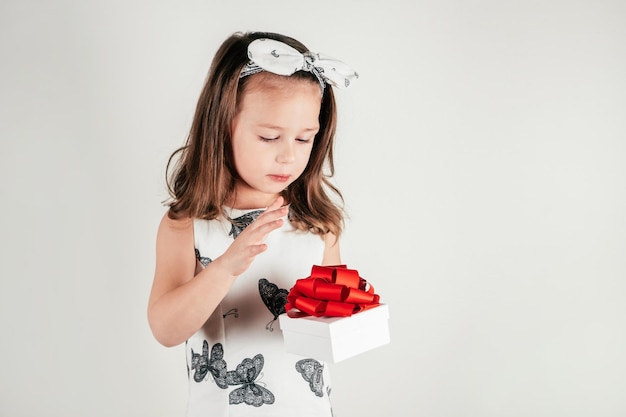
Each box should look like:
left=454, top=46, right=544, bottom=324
left=322, top=232, right=341, bottom=266
left=147, top=198, right=288, bottom=347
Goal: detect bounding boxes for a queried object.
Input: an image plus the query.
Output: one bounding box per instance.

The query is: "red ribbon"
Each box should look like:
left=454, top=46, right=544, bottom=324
left=285, top=265, right=380, bottom=318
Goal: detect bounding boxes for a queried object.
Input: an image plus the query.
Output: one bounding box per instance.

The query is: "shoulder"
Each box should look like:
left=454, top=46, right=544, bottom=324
left=156, top=211, right=194, bottom=250
left=154, top=211, right=197, bottom=284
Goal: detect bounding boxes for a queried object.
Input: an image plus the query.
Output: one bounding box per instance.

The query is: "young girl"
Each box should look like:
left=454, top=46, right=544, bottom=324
left=148, top=31, right=358, bottom=416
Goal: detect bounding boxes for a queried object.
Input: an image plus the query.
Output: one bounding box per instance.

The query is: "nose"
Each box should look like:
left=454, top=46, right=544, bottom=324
left=276, top=140, right=296, bottom=164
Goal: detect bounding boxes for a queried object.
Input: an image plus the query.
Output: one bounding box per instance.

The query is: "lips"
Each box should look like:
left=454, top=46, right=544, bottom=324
left=268, top=174, right=291, bottom=182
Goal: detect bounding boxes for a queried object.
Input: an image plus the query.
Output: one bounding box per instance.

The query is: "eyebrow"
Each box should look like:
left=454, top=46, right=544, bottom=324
left=257, top=123, right=319, bottom=132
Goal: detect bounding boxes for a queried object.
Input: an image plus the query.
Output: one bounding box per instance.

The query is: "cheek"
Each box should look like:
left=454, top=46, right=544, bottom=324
left=232, top=143, right=256, bottom=176
left=235, top=149, right=260, bottom=174
left=297, top=147, right=315, bottom=169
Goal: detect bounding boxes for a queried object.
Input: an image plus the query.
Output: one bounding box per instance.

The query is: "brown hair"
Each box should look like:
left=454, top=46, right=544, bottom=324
left=165, top=31, right=344, bottom=237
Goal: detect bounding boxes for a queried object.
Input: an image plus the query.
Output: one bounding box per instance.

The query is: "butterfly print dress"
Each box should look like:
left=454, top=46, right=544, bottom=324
left=186, top=207, right=333, bottom=417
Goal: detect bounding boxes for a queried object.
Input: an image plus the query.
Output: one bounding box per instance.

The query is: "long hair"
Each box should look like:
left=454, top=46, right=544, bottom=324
left=166, top=31, right=344, bottom=237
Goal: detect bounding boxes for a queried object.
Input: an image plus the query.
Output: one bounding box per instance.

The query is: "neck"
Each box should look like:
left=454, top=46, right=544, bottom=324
left=228, top=182, right=283, bottom=210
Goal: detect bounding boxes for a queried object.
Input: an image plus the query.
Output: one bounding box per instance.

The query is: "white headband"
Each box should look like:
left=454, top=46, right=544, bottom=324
left=239, top=38, right=358, bottom=94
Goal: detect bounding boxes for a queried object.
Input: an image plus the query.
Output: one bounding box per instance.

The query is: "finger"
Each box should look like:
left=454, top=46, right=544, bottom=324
left=254, top=218, right=284, bottom=237
left=249, top=243, right=268, bottom=256
left=266, top=196, right=284, bottom=211
left=254, top=203, right=288, bottom=226
left=235, top=217, right=283, bottom=246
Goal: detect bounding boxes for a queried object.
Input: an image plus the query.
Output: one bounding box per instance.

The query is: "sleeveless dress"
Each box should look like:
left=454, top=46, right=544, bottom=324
left=186, top=207, right=334, bottom=417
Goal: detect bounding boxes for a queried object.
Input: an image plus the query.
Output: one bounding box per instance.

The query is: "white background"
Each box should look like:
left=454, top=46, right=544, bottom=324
left=1, top=1, right=625, bottom=416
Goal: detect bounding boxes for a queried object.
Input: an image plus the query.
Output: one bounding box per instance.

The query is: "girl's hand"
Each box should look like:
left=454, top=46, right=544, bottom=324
left=148, top=196, right=288, bottom=346
left=216, top=197, right=287, bottom=278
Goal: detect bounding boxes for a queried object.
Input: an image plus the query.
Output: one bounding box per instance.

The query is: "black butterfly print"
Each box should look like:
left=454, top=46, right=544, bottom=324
left=226, top=354, right=275, bottom=407
left=194, top=248, right=212, bottom=267
left=190, top=341, right=229, bottom=388
left=295, top=358, right=325, bottom=397
left=190, top=340, right=210, bottom=382
left=229, top=210, right=263, bottom=239
left=222, top=308, right=239, bottom=319
left=258, top=278, right=288, bottom=331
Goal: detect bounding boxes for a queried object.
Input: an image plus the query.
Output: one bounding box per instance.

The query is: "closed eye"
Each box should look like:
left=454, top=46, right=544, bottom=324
left=296, top=138, right=312, bottom=143
left=259, top=136, right=278, bottom=142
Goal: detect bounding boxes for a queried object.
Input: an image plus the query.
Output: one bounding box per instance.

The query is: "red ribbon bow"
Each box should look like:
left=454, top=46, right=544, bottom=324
left=285, top=265, right=380, bottom=318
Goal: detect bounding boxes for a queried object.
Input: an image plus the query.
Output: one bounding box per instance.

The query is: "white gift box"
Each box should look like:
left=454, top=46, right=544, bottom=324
left=278, top=304, right=390, bottom=363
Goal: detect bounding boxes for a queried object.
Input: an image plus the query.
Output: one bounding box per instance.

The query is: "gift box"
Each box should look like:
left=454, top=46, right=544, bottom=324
left=279, top=303, right=390, bottom=363
left=279, top=265, right=390, bottom=363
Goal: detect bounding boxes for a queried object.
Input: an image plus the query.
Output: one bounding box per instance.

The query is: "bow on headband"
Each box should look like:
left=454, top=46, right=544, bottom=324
left=239, top=38, right=358, bottom=93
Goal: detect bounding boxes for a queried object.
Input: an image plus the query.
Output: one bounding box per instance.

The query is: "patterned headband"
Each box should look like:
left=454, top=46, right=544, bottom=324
left=239, top=38, right=358, bottom=94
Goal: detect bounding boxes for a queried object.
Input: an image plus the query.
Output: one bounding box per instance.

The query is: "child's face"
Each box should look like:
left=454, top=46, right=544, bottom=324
left=231, top=75, right=322, bottom=207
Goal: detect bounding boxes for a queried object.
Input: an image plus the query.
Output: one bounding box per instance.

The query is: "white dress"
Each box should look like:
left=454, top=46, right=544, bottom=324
left=186, top=207, right=334, bottom=417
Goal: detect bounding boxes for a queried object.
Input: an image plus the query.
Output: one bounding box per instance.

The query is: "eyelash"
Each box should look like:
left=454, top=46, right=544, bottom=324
left=259, top=137, right=312, bottom=144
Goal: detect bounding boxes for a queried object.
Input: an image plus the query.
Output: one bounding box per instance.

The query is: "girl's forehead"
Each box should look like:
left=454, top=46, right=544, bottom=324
left=241, top=72, right=320, bottom=98
left=237, top=75, right=322, bottom=126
